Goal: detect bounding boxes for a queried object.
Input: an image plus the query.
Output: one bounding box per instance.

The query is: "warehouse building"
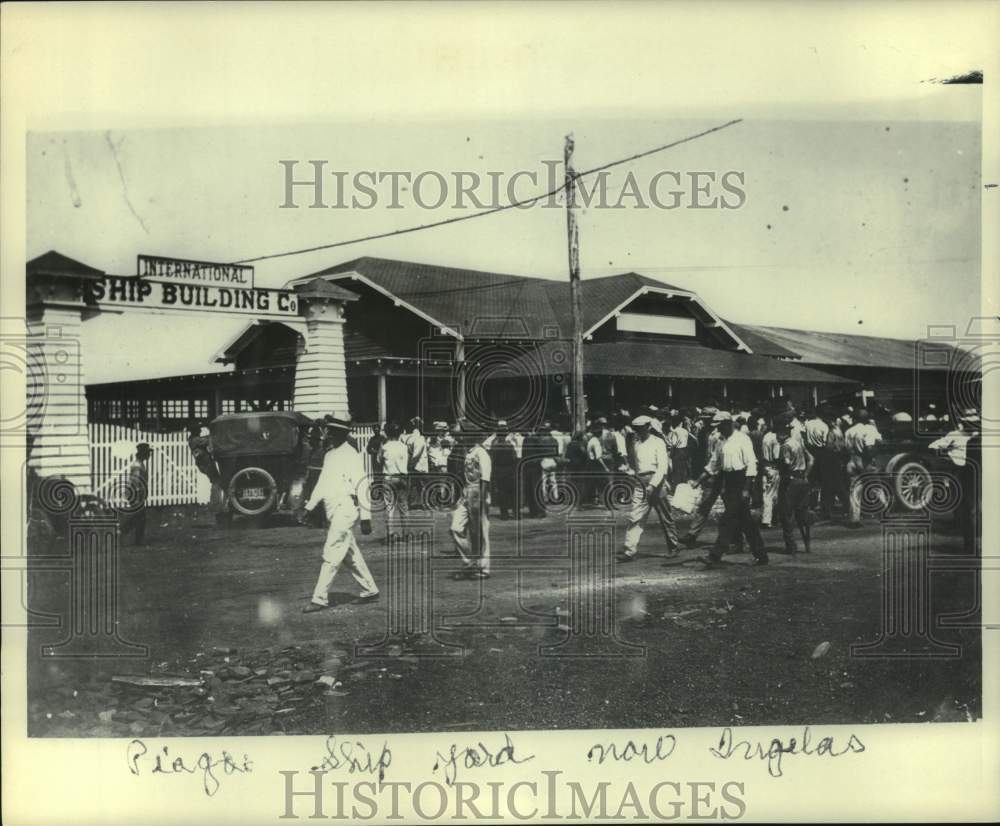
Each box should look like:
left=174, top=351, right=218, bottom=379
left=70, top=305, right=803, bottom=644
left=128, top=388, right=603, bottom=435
left=82, top=255, right=971, bottom=429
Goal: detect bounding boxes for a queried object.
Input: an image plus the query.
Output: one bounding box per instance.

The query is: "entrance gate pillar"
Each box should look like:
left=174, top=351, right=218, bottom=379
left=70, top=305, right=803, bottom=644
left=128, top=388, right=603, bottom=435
left=25, top=252, right=106, bottom=493
left=292, top=278, right=359, bottom=419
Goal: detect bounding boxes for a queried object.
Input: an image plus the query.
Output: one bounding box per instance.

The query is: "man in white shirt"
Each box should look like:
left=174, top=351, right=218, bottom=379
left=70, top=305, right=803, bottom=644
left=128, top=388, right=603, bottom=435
left=301, top=417, right=379, bottom=613
left=803, top=407, right=832, bottom=517
left=619, top=415, right=678, bottom=561
left=929, top=422, right=972, bottom=468
left=403, top=417, right=428, bottom=509
left=450, top=423, right=493, bottom=578
left=845, top=409, right=883, bottom=526
left=378, top=421, right=410, bottom=538
left=693, top=412, right=767, bottom=566
left=760, top=423, right=782, bottom=528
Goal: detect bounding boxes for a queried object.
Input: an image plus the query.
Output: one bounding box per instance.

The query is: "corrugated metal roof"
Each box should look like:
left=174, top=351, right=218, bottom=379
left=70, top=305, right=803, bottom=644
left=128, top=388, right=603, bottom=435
left=509, top=341, right=857, bottom=384
left=724, top=322, right=802, bottom=359
left=737, top=325, right=961, bottom=371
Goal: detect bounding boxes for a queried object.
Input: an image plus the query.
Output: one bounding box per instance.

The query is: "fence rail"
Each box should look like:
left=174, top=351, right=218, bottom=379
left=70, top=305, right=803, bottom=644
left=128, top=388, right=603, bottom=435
left=89, top=423, right=210, bottom=507
left=89, top=422, right=380, bottom=508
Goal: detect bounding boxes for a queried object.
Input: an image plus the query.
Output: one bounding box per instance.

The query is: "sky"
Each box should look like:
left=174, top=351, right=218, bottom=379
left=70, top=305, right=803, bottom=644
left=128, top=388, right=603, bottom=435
left=9, top=3, right=991, bottom=384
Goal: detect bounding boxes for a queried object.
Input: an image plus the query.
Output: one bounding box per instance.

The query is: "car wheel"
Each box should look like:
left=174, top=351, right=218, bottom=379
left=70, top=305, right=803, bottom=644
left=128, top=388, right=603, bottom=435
left=894, top=458, right=934, bottom=511
left=228, top=467, right=278, bottom=516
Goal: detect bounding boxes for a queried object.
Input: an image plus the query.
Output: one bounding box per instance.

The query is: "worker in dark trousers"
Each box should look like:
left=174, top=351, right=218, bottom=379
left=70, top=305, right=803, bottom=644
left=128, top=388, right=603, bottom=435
left=682, top=411, right=726, bottom=547
left=123, top=442, right=151, bottom=545
left=489, top=420, right=518, bottom=519
left=693, top=413, right=767, bottom=566
left=775, top=414, right=814, bottom=554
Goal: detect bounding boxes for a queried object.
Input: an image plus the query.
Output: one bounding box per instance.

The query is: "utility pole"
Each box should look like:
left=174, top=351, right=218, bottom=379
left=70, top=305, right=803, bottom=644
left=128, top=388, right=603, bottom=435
left=565, top=133, right=586, bottom=433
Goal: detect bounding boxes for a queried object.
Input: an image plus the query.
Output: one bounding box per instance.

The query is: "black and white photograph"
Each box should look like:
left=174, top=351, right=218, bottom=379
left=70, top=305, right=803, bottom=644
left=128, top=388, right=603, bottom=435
left=3, top=2, right=998, bottom=823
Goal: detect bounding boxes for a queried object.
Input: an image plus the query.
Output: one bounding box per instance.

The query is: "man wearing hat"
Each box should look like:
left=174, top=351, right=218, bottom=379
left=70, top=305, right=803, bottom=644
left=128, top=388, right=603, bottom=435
left=301, top=417, right=379, bottom=613
left=619, top=414, right=678, bottom=561
left=449, top=422, right=493, bottom=577
left=692, top=411, right=767, bottom=565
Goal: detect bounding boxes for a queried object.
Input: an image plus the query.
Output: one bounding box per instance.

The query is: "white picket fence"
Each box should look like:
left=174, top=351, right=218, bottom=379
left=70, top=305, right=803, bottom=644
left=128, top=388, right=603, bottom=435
left=89, top=423, right=211, bottom=507
left=89, top=422, right=380, bottom=508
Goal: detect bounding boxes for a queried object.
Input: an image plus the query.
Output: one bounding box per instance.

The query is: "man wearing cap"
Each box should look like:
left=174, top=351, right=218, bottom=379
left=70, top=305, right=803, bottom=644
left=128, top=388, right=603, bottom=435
left=693, top=412, right=767, bottom=565
left=301, top=417, right=379, bottom=613
left=450, top=423, right=493, bottom=577
left=619, top=414, right=678, bottom=561
left=775, top=414, right=814, bottom=554
left=844, top=409, right=883, bottom=527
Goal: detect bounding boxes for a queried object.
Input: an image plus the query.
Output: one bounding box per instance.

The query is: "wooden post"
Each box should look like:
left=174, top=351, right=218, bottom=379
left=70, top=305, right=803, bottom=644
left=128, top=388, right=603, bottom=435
left=565, top=134, right=586, bottom=433
left=377, top=372, right=388, bottom=423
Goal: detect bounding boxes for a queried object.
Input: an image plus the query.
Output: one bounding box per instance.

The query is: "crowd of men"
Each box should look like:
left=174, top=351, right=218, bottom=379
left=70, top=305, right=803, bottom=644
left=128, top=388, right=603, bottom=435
left=331, top=399, right=981, bottom=583
left=170, top=399, right=982, bottom=613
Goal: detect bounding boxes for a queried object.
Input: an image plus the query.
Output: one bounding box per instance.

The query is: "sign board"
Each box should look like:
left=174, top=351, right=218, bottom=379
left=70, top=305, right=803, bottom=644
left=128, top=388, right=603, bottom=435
left=85, top=276, right=299, bottom=318
left=137, top=254, right=254, bottom=288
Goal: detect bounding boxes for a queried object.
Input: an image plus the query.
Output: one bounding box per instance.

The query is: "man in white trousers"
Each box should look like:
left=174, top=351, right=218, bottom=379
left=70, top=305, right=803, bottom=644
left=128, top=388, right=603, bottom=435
left=301, top=417, right=380, bottom=613
left=618, top=415, right=677, bottom=562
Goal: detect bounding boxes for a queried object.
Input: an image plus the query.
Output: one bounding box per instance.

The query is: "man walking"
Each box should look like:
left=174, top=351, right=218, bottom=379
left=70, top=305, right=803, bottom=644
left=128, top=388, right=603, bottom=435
left=682, top=411, right=726, bottom=546
left=301, top=417, right=379, bottom=613
left=694, top=412, right=767, bottom=566
left=450, top=423, right=492, bottom=578
left=618, top=415, right=678, bottom=562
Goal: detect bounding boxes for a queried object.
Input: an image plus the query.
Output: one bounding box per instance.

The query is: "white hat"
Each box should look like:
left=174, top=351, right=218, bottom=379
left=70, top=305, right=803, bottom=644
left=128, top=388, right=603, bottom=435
left=631, top=415, right=653, bottom=427
left=712, top=411, right=732, bottom=424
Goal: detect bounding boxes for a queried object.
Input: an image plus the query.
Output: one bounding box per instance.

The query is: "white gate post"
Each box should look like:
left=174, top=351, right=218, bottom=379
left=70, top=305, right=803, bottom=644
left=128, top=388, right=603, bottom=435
left=292, top=278, right=360, bottom=419
left=26, top=252, right=106, bottom=493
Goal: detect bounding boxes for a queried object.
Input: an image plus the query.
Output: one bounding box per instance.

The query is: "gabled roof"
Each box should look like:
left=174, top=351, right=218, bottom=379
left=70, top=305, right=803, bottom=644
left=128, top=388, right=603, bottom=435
left=27, top=250, right=105, bottom=279
left=285, top=256, right=748, bottom=348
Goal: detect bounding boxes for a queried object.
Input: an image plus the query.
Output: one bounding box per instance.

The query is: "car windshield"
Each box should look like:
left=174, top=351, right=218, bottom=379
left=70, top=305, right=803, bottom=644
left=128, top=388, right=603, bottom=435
left=209, top=414, right=302, bottom=456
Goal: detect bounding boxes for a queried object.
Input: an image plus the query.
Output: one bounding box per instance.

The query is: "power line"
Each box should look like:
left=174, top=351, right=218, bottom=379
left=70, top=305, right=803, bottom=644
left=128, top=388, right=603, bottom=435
left=230, top=118, right=743, bottom=266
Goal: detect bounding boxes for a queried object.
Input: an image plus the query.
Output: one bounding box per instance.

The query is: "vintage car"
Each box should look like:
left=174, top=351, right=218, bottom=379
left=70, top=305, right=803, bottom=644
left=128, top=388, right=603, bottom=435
left=821, top=391, right=958, bottom=513
left=869, top=417, right=956, bottom=513
left=208, top=411, right=314, bottom=519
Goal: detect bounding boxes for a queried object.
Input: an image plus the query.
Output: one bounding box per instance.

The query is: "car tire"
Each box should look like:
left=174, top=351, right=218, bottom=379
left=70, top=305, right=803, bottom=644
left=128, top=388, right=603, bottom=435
left=892, top=457, right=934, bottom=511
left=228, top=467, right=278, bottom=516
